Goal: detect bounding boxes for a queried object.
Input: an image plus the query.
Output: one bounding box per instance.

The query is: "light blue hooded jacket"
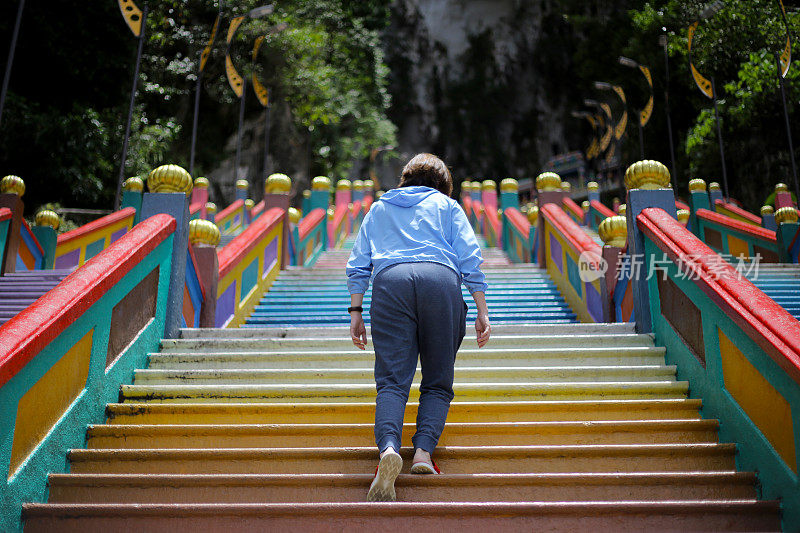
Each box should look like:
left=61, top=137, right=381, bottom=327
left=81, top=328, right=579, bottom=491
left=346, top=186, right=487, bottom=295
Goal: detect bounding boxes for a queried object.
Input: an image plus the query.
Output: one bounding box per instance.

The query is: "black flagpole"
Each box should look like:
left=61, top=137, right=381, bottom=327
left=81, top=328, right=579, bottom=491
left=776, top=52, right=800, bottom=204
left=189, top=52, right=203, bottom=178
left=711, top=77, right=730, bottom=201
left=0, top=0, right=25, bottom=129
left=234, top=77, right=247, bottom=182
left=115, top=4, right=149, bottom=210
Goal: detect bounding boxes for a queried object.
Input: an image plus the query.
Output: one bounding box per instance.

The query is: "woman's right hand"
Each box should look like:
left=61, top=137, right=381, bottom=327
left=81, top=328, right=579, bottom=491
left=475, top=312, right=491, bottom=348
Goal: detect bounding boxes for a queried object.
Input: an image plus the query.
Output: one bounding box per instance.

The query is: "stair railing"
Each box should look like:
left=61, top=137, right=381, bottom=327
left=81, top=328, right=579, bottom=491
left=214, top=198, right=246, bottom=235
left=714, top=198, right=762, bottom=226
left=292, top=208, right=326, bottom=266
left=637, top=205, right=800, bottom=531
left=53, top=207, right=137, bottom=270
left=539, top=203, right=605, bottom=323
left=215, top=207, right=285, bottom=328
left=0, top=214, right=177, bottom=532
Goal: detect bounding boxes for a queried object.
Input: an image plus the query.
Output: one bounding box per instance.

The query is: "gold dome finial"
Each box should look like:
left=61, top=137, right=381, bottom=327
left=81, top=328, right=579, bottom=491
left=205, top=202, right=217, bottom=214
left=775, top=183, right=789, bottom=193
left=761, top=205, right=775, bottom=216
left=189, top=219, right=221, bottom=246
left=775, top=207, right=799, bottom=224
left=0, top=175, right=25, bottom=196
left=327, top=207, right=335, bottom=220
left=500, top=178, right=518, bottom=193
left=536, top=172, right=561, bottom=192
left=312, top=176, right=332, bottom=191
left=193, top=177, right=209, bottom=189
left=364, top=179, right=375, bottom=191
left=235, top=179, right=249, bottom=192
left=688, top=179, right=707, bottom=192
left=265, top=173, right=291, bottom=194
left=147, top=164, right=193, bottom=195
left=288, top=207, right=301, bottom=224
left=376, top=190, right=385, bottom=199
left=244, top=199, right=255, bottom=210
left=302, top=189, right=311, bottom=199
left=587, top=181, right=599, bottom=192
left=677, top=209, right=690, bottom=225
left=561, top=182, right=572, bottom=193
left=708, top=182, right=721, bottom=192
left=34, top=209, right=60, bottom=230
left=336, top=179, right=352, bottom=192
left=352, top=179, right=365, bottom=191
left=123, top=177, right=144, bottom=193
left=482, top=180, right=496, bottom=192
left=527, top=205, right=539, bottom=225
left=598, top=216, right=628, bottom=247
left=581, top=200, right=590, bottom=213
left=624, top=160, right=671, bottom=190
left=618, top=204, right=627, bottom=217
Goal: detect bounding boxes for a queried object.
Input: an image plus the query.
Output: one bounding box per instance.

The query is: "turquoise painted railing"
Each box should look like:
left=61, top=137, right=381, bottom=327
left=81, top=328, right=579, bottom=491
left=502, top=207, right=535, bottom=263
left=291, top=208, right=326, bottom=266
left=540, top=203, right=603, bottom=322
left=215, top=207, right=284, bottom=328
left=695, top=208, right=782, bottom=263
left=638, top=207, right=800, bottom=531
left=16, top=220, right=44, bottom=271
left=0, top=214, right=176, bottom=532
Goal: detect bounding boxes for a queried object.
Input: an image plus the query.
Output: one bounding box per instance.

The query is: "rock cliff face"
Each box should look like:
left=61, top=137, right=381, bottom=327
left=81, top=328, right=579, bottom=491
left=381, top=0, right=575, bottom=186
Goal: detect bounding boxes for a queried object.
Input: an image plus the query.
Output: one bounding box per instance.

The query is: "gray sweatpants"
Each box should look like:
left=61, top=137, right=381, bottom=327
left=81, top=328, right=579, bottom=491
left=370, top=261, right=467, bottom=453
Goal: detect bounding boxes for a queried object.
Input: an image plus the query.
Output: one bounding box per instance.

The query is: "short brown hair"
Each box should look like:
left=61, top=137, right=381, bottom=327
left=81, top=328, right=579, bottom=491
left=399, top=153, right=453, bottom=196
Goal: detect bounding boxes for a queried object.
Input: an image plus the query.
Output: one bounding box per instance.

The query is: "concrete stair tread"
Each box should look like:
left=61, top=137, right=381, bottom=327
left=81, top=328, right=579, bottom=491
left=105, top=399, right=704, bottom=424
left=23, top=500, right=781, bottom=533
left=44, top=472, right=759, bottom=505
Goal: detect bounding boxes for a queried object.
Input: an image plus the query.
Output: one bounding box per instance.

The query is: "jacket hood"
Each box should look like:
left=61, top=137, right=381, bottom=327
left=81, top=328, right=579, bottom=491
left=378, top=186, right=439, bottom=207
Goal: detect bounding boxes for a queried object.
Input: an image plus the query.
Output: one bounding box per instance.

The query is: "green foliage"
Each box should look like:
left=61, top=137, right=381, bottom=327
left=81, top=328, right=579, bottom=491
left=629, top=0, right=799, bottom=210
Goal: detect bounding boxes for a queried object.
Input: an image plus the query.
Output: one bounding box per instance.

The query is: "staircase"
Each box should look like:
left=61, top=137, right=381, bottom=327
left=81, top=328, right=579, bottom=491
left=21, top=241, right=781, bottom=531
left=246, top=236, right=577, bottom=327
left=746, top=263, right=800, bottom=321
left=0, top=270, right=71, bottom=326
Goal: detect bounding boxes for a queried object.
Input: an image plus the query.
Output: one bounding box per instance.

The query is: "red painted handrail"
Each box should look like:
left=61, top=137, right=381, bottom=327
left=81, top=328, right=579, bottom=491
left=696, top=208, right=776, bottom=242
left=215, top=199, right=245, bottom=224
left=299, top=208, right=325, bottom=241
left=363, top=196, right=373, bottom=213
left=715, top=199, right=762, bottom=225
left=350, top=200, right=363, bottom=218
left=251, top=200, right=265, bottom=219
left=462, top=197, right=473, bottom=217
left=676, top=200, right=690, bottom=212
left=485, top=206, right=501, bottom=236
left=505, top=207, right=530, bottom=236
left=56, top=207, right=136, bottom=246
left=0, top=214, right=176, bottom=388
left=542, top=203, right=601, bottom=258
left=638, top=207, right=800, bottom=384
left=591, top=200, right=616, bottom=219
left=563, top=197, right=584, bottom=223
left=0, top=207, right=11, bottom=222
left=218, top=207, right=283, bottom=279
left=189, top=202, right=202, bottom=216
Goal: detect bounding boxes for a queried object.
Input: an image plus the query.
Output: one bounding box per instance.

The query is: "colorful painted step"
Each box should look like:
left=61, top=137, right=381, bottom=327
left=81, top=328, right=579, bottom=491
left=245, top=237, right=577, bottom=326
left=23, top=323, right=779, bottom=531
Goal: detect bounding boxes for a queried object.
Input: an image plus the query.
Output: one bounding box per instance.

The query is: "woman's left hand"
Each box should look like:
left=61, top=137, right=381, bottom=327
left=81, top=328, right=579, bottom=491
left=350, top=312, right=368, bottom=350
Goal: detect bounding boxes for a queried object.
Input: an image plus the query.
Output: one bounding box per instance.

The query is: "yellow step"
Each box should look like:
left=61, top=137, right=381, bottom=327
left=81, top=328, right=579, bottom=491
left=85, top=420, right=719, bottom=449
left=105, top=400, right=703, bottom=425
left=120, top=381, right=689, bottom=404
